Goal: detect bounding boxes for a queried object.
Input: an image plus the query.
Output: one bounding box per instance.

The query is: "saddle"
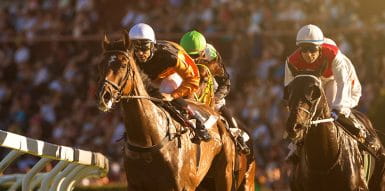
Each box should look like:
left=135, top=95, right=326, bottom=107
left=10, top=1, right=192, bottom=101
left=158, top=100, right=218, bottom=135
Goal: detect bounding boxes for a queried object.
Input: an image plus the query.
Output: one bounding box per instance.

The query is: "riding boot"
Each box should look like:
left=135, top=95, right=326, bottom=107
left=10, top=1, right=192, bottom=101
left=337, top=114, right=382, bottom=157
left=191, top=110, right=212, bottom=142
left=172, top=98, right=211, bottom=142
left=220, top=106, right=238, bottom=129
left=336, top=114, right=366, bottom=141
left=236, top=136, right=251, bottom=155
left=220, top=106, right=250, bottom=154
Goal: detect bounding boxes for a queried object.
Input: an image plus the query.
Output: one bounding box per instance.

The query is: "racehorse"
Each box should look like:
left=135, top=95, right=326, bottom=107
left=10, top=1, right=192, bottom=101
left=96, top=31, right=255, bottom=191
left=285, top=67, right=385, bottom=191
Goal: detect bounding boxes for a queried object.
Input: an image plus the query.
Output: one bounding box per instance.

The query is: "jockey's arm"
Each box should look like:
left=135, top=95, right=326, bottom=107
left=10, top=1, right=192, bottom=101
left=341, top=54, right=362, bottom=107
left=171, top=52, right=200, bottom=99
left=214, top=75, right=230, bottom=101
left=331, top=51, right=356, bottom=116
left=284, top=59, right=295, bottom=87
left=213, top=55, right=231, bottom=101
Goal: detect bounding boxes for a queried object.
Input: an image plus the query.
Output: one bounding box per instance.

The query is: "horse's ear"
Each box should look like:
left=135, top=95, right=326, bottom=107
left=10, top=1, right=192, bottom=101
left=103, top=33, right=110, bottom=50
left=123, top=30, right=130, bottom=50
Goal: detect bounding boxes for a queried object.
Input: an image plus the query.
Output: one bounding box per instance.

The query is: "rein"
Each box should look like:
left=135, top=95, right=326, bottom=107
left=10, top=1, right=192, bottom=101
left=103, top=50, right=174, bottom=153
left=121, top=95, right=164, bottom=102
left=122, top=95, right=176, bottom=153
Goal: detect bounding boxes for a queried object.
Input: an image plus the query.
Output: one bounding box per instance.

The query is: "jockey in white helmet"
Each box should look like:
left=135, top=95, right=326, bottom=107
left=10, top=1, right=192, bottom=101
left=285, top=24, right=361, bottom=118
left=284, top=24, right=382, bottom=160
left=128, top=23, right=211, bottom=142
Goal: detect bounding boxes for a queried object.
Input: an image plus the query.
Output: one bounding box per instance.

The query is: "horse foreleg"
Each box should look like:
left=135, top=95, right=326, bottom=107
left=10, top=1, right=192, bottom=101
left=240, top=161, right=256, bottom=191
left=214, top=138, right=235, bottom=191
left=369, top=155, right=385, bottom=191
left=214, top=155, right=234, bottom=191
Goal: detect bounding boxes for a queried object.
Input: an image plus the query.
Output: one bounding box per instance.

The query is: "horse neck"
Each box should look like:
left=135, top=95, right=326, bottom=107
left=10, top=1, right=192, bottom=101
left=120, top=63, right=170, bottom=146
left=304, top=97, right=340, bottom=170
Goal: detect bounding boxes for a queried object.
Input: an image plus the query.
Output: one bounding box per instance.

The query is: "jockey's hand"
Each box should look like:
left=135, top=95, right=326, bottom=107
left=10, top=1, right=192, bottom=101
left=331, top=109, right=340, bottom=120
left=214, top=97, right=220, bottom=104
left=161, top=93, right=174, bottom=102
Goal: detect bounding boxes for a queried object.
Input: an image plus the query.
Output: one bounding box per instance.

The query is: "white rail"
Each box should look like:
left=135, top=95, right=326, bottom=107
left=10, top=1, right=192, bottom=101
left=0, top=130, right=109, bottom=191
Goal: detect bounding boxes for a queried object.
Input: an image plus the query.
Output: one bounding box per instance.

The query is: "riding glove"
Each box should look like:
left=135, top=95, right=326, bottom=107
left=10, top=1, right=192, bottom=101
left=331, top=109, right=340, bottom=120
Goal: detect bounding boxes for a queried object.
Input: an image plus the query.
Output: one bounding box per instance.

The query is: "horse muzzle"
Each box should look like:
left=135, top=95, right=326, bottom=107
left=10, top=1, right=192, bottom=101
left=97, top=84, right=120, bottom=112
left=287, top=122, right=306, bottom=142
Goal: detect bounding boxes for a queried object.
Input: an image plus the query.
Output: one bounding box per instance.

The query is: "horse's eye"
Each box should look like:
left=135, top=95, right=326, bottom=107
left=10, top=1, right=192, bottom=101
left=311, top=86, right=321, bottom=100
left=305, top=86, right=321, bottom=101
left=120, top=63, right=127, bottom=68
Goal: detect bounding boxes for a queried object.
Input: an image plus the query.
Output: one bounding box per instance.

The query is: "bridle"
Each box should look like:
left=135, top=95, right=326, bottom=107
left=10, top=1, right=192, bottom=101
left=102, top=50, right=163, bottom=103
left=292, top=75, right=335, bottom=126
left=101, top=49, right=172, bottom=153
left=102, top=50, right=131, bottom=101
left=292, top=75, right=343, bottom=174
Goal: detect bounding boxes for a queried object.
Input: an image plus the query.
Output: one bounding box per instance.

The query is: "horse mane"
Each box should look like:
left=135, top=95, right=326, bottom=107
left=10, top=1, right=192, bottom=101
left=136, top=67, right=159, bottom=95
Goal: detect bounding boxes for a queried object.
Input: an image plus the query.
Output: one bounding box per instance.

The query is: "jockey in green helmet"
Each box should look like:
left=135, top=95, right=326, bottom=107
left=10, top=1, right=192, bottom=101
left=180, top=30, right=250, bottom=154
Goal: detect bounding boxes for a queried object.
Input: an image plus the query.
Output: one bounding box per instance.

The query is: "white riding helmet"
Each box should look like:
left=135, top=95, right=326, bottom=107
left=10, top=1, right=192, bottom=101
left=323, top=37, right=337, bottom=46
left=128, top=23, right=156, bottom=43
left=296, top=24, right=324, bottom=46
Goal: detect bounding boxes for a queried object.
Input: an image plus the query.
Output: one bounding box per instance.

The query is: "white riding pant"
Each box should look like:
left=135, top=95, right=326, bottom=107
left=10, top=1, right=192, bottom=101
left=159, top=73, right=183, bottom=94
left=323, top=75, right=361, bottom=117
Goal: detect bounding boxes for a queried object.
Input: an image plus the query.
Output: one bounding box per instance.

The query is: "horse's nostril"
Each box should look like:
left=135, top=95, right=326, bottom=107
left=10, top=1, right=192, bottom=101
left=103, top=92, right=111, bottom=102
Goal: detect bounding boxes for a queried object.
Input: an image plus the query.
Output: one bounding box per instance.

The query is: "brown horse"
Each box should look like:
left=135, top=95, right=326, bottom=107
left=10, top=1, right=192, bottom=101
left=96, top=31, right=255, bottom=191
left=285, top=70, right=385, bottom=191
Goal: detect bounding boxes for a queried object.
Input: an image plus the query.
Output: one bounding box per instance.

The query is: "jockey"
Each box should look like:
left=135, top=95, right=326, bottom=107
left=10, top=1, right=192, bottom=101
left=284, top=24, right=382, bottom=157
left=128, top=23, right=211, bottom=142
left=180, top=30, right=250, bottom=154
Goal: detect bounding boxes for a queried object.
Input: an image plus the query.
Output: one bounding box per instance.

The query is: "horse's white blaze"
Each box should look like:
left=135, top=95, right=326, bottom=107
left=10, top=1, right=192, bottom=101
left=108, top=55, right=117, bottom=65
left=107, top=100, right=113, bottom=109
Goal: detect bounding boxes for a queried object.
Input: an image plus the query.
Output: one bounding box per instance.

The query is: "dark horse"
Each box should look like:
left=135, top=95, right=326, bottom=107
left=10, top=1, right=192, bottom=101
left=96, top=31, right=255, bottom=191
left=285, top=68, right=385, bottom=191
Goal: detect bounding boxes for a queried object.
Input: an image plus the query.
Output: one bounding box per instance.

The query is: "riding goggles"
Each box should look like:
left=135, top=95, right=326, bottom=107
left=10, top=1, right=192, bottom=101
left=132, top=40, right=153, bottom=52
left=300, top=45, right=320, bottom=53
left=189, top=51, right=205, bottom=62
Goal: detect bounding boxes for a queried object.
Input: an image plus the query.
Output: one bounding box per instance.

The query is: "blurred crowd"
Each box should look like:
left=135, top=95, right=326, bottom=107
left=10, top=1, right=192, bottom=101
left=1, top=0, right=385, bottom=190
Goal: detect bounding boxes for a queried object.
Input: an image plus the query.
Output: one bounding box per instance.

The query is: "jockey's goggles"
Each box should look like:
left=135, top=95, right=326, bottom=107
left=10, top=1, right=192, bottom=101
left=190, top=54, right=200, bottom=59
left=132, top=41, right=153, bottom=52
left=300, top=44, right=320, bottom=53
left=189, top=51, right=205, bottom=61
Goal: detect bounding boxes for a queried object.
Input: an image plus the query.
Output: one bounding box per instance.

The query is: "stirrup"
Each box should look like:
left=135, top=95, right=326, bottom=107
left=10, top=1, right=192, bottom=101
left=190, top=119, right=211, bottom=143
left=191, top=129, right=211, bottom=143
left=236, top=137, right=250, bottom=155
left=196, top=126, right=211, bottom=142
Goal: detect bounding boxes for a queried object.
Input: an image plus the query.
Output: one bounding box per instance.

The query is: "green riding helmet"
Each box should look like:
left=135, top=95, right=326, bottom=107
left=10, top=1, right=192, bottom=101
left=180, top=30, right=207, bottom=55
